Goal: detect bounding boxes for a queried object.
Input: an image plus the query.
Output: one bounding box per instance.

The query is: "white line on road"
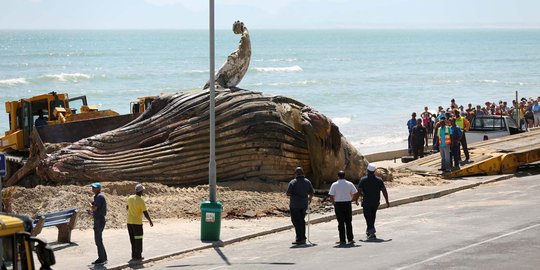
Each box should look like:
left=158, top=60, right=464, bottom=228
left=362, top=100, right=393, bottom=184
left=207, top=266, right=227, bottom=270
left=395, top=223, right=540, bottom=270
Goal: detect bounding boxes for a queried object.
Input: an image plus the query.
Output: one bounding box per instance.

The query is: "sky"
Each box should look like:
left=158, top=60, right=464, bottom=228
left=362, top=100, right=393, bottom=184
left=1, top=0, right=540, bottom=30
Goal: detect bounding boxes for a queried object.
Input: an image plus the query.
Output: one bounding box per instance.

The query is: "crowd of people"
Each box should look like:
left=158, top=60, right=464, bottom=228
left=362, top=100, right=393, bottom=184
left=407, top=96, right=540, bottom=173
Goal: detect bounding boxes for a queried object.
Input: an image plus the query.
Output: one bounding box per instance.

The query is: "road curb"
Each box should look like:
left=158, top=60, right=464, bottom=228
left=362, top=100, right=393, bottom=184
left=108, top=174, right=515, bottom=270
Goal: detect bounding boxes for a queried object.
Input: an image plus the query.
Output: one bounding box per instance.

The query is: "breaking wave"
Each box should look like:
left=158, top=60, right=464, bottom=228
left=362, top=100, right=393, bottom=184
left=0, top=78, right=29, bottom=86
left=40, top=73, right=92, bottom=82
left=267, top=80, right=319, bottom=87
left=332, top=117, right=351, bottom=126
left=479, top=79, right=498, bottom=84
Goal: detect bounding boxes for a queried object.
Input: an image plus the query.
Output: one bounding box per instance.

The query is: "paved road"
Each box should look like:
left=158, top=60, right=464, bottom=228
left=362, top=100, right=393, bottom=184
left=146, top=174, right=540, bottom=270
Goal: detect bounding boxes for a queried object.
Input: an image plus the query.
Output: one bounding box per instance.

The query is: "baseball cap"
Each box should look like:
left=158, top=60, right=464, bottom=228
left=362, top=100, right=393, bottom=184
left=367, top=163, right=376, bottom=172
left=135, top=184, right=145, bottom=192
left=91, top=182, right=102, bottom=188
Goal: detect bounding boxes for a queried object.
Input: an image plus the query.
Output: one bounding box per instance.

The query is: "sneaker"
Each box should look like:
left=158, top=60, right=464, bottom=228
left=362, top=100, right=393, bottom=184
left=338, top=241, right=346, bottom=245
left=368, top=234, right=377, bottom=240
left=347, top=240, right=355, bottom=245
left=292, top=240, right=306, bottom=245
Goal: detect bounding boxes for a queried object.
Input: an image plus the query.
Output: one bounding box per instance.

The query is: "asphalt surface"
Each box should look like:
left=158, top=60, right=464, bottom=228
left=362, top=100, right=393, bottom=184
left=144, top=173, right=540, bottom=270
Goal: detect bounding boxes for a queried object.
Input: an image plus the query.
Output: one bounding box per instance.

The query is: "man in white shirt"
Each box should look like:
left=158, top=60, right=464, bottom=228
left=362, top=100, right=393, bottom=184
left=328, top=170, right=359, bottom=245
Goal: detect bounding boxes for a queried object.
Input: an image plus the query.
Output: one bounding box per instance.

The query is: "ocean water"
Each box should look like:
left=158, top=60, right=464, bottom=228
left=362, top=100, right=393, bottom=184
left=1, top=29, right=539, bottom=154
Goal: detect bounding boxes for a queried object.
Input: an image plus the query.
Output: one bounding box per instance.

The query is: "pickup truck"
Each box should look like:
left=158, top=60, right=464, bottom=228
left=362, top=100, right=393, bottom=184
left=467, top=115, right=524, bottom=143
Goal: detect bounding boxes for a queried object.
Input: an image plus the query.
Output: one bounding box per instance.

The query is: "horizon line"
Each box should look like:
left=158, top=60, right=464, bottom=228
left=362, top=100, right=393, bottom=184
left=2, top=27, right=540, bottom=31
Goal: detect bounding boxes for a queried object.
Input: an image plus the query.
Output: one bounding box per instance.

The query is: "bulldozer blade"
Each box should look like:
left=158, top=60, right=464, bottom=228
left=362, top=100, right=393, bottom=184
left=36, top=114, right=137, bottom=144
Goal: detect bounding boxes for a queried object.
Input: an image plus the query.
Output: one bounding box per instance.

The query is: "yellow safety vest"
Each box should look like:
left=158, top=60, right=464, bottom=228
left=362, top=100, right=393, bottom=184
left=456, top=117, right=464, bottom=129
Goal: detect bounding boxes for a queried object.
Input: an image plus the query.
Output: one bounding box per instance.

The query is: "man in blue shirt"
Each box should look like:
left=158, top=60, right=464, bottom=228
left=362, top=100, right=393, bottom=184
left=407, top=112, right=417, bottom=155
left=88, top=182, right=108, bottom=265
left=450, top=118, right=463, bottom=170
left=532, top=99, right=540, bottom=127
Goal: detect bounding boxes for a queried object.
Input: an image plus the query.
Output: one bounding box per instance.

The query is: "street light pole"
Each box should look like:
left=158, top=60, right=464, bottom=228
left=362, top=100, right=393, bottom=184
left=208, top=0, right=217, bottom=203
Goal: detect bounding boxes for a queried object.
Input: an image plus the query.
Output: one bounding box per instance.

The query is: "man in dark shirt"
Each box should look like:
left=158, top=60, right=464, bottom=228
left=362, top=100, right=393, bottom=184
left=286, top=167, right=314, bottom=245
left=411, top=119, right=428, bottom=159
left=34, top=109, right=48, bottom=127
left=357, top=164, right=389, bottom=240
left=88, top=182, right=108, bottom=265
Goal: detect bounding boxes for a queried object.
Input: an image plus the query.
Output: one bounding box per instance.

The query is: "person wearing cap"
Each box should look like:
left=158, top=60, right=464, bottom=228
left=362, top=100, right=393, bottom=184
left=88, top=183, right=108, bottom=265
left=357, top=164, right=389, bottom=240
left=329, top=170, right=358, bottom=245
left=432, top=114, right=446, bottom=152
left=286, top=167, right=314, bottom=245
left=437, top=116, right=453, bottom=172
left=127, top=183, right=154, bottom=261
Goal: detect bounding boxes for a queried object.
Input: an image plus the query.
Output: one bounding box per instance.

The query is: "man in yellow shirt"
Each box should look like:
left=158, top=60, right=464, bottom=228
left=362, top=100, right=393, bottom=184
left=127, top=184, right=154, bottom=261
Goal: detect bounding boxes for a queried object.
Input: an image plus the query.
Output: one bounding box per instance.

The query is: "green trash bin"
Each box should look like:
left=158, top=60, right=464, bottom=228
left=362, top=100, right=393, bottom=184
left=200, top=201, right=223, bottom=241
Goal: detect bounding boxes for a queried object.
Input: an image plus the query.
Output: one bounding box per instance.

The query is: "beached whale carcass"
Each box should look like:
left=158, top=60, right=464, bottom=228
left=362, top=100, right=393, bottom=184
left=36, top=21, right=368, bottom=187
left=38, top=89, right=368, bottom=188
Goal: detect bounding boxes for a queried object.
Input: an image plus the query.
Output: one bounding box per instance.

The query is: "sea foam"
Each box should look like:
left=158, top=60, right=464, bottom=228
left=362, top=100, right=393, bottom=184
left=254, top=65, right=303, bottom=73
left=185, top=69, right=208, bottom=74
left=353, top=135, right=406, bottom=147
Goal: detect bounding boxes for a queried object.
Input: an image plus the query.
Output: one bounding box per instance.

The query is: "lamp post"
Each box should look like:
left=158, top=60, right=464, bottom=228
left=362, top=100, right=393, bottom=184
left=200, top=0, right=222, bottom=242
left=208, top=0, right=217, bottom=203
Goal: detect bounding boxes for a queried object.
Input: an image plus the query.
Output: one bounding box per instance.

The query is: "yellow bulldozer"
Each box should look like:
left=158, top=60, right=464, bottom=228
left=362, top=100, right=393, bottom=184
left=0, top=213, right=55, bottom=270
left=0, top=92, right=138, bottom=186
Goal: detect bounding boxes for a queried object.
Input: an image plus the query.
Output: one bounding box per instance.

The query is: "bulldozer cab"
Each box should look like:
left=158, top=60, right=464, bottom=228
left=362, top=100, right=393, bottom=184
left=0, top=214, right=55, bottom=270
left=0, top=92, right=116, bottom=153
left=1, top=92, right=73, bottom=152
left=130, top=96, right=157, bottom=114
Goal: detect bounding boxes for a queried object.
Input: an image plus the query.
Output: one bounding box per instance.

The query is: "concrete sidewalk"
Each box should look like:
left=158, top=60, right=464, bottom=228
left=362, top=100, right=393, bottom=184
left=37, top=174, right=513, bottom=270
